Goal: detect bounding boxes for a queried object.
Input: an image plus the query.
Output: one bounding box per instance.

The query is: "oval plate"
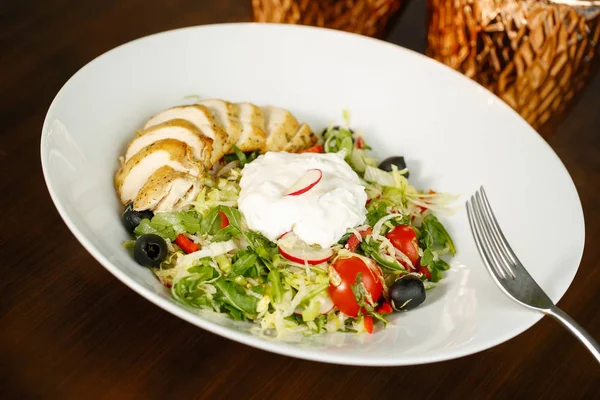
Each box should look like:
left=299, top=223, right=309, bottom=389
left=41, top=24, right=584, bottom=366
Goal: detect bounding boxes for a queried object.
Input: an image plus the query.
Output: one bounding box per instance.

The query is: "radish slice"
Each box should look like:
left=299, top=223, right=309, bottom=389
left=284, top=169, right=322, bottom=196
left=294, top=294, right=335, bottom=315
left=278, top=231, right=333, bottom=265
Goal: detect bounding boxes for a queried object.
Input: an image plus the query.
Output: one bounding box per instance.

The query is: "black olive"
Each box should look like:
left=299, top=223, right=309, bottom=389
left=134, top=234, right=168, bottom=267
left=379, top=156, right=409, bottom=178
left=123, top=203, right=154, bottom=233
left=389, top=275, right=425, bottom=311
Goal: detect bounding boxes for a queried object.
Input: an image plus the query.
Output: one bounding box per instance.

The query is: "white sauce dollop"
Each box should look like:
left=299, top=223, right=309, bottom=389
left=238, top=152, right=367, bottom=248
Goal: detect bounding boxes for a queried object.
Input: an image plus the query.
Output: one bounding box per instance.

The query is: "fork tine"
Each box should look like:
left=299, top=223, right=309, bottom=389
left=479, top=187, right=522, bottom=269
left=470, top=195, right=514, bottom=280
left=474, top=190, right=516, bottom=279
left=466, top=199, right=507, bottom=281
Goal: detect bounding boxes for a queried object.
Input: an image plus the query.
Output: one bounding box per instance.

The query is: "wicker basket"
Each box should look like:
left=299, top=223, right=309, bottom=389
left=251, top=0, right=404, bottom=38
left=427, top=0, right=600, bottom=131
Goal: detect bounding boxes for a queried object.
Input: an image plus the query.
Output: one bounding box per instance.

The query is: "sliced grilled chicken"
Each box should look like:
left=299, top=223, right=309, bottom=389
left=284, top=123, right=318, bottom=153
left=235, top=102, right=267, bottom=153
left=115, top=100, right=319, bottom=213
left=262, top=106, right=299, bottom=152
left=197, top=99, right=242, bottom=153
left=133, top=166, right=202, bottom=211
left=126, top=119, right=212, bottom=165
left=115, top=139, right=200, bottom=204
left=143, top=105, right=229, bottom=166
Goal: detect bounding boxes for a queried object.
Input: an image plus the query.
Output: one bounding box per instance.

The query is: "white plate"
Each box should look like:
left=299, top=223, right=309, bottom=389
left=40, top=23, right=584, bottom=366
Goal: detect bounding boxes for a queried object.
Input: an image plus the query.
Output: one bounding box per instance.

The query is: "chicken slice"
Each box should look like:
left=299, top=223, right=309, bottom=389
left=262, top=106, right=299, bottom=152
left=133, top=166, right=202, bottom=212
left=126, top=119, right=212, bottom=166
left=197, top=99, right=242, bottom=154
left=115, top=139, right=200, bottom=205
left=284, top=123, right=318, bottom=153
left=143, top=105, right=228, bottom=166
left=234, top=102, right=267, bottom=153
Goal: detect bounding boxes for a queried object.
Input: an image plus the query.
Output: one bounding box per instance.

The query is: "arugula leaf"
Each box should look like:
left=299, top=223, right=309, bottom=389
left=173, top=271, right=216, bottom=308
left=433, top=258, right=450, bottom=271
left=231, top=250, right=258, bottom=276
left=314, top=314, right=326, bottom=333
left=366, top=200, right=389, bottom=227
left=216, top=205, right=244, bottom=230
left=337, top=232, right=352, bottom=245
left=199, top=208, right=220, bottom=235
left=186, top=263, right=216, bottom=279
left=133, top=211, right=203, bottom=241
left=224, top=148, right=260, bottom=166
left=223, top=304, right=245, bottom=321
left=429, top=267, right=443, bottom=282
left=232, top=144, right=248, bottom=166
left=176, top=210, right=202, bottom=233
left=360, top=239, right=407, bottom=272
left=420, top=215, right=456, bottom=255
left=213, top=278, right=258, bottom=317
left=212, top=225, right=237, bottom=242
left=420, top=248, right=434, bottom=266
left=246, top=151, right=260, bottom=164
left=250, top=284, right=265, bottom=295
left=216, top=205, right=275, bottom=270
left=419, top=249, right=449, bottom=282
left=134, top=218, right=176, bottom=240
left=268, top=269, right=283, bottom=304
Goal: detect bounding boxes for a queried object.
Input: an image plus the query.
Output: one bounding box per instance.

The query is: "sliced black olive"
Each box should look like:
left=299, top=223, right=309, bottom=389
left=123, top=203, right=154, bottom=233
left=134, top=234, right=168, bottom=267
left=379, top=156, right=409, bottom=178
left=389, top=275, right=425, bottom=311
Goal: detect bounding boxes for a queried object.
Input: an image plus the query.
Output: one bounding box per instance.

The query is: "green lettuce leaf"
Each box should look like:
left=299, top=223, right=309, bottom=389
left=213, top=278, right=258, bottom=318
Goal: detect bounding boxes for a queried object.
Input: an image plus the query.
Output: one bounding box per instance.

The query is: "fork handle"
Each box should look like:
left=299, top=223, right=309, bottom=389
left=546, top=306, right=600, bottom=363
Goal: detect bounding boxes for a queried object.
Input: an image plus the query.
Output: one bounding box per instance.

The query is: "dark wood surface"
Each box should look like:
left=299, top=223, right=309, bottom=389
left=1, top=1, right=599, bottom=399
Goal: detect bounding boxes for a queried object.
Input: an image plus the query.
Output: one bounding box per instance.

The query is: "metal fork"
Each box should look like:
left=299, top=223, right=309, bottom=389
left=466, top=187, right=600, bottom=362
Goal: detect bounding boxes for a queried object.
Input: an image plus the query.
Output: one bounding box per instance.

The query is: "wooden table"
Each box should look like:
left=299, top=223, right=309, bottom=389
left=2, top=1, right=599, bottom=398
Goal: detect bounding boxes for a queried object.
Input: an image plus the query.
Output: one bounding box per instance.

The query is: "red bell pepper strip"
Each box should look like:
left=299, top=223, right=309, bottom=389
left=364, top=316, right=374, bottom=334
left=418, top=264, right=432, bottom=279
left=345, top=227, right=373, bottom=252
left=301, top=144, right=323, bottom=153
left=174, top=234, right=199, bottom=254
left=218, top=211, right=229, bottom=229
left=375, top=301, right=393, bottom=315
left=356, top=137, right=365, bottom=149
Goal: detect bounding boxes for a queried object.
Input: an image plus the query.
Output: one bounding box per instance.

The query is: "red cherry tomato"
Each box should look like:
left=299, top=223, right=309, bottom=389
left=328, top=257, right=383, bottom=317
left=385, top=225, right=420, bottom=270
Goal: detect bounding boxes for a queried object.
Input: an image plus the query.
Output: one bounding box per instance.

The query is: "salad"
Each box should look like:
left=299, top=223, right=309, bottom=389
left=121, top=122, right=456, bottom=336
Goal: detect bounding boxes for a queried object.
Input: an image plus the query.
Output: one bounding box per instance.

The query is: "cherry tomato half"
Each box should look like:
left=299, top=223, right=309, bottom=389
left=328, top=256, right=383, bottom=317
left=385, top=225, right=420, bottom=270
